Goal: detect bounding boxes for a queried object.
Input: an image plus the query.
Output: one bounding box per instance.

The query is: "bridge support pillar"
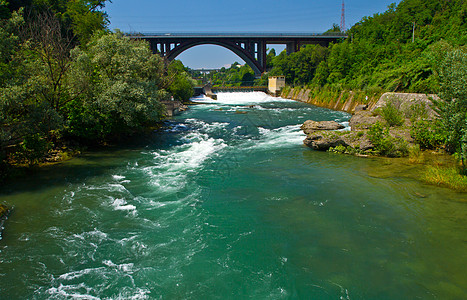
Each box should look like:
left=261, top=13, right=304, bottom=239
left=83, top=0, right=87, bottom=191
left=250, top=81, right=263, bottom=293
left=286, top=42, right=298, bottom=55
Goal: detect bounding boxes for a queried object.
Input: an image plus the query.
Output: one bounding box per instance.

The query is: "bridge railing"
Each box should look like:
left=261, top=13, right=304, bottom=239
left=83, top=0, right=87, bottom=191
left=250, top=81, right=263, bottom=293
left=127, top=32, right=347, bottom=38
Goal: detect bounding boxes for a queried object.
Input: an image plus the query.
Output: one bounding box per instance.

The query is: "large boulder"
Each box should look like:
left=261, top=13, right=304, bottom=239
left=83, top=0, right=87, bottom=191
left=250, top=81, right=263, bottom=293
left=301, top=120, right=345, bottom=135
left=303, top=131, right=374, bottom=151
left=304, top=132, right=348, bottom=150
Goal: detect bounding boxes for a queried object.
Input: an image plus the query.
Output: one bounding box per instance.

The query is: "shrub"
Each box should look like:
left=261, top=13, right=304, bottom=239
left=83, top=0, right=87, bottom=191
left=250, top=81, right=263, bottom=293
left=368, top=122, right=408, bottom=157
left=405, top=102, right=428, bottom=122
left=408, top=144, right=424, bottom=164
left=379, top=100, right=404, bottom=127
left=410, top=119, right=445, bottom=149
left=12, top=133, right=51, bottom=165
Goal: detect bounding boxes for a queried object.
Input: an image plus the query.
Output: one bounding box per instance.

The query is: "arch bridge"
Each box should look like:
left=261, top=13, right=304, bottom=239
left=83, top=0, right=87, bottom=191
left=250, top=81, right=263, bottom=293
left=128, top=32, right=347, bottom=76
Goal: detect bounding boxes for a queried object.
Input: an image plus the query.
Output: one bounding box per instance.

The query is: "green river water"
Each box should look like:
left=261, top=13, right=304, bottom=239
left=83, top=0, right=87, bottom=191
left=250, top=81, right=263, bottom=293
left=1, top=92, right=467, bottom=299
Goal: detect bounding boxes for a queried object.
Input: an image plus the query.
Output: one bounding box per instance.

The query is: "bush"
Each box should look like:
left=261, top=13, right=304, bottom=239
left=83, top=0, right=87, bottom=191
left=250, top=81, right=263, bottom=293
left=369, top=122, right=408, bottom=157
left=379, top=100, right=404, bottom=127
left=405, top=103, right=428, bottom=122
left=410, top=119, right=445, bottom=149
left=12, top=133, right=51, bottom=165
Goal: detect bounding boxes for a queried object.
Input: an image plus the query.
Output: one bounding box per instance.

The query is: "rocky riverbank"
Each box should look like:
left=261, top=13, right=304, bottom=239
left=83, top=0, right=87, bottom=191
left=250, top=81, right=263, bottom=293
left=300, top=92, right=439, bottom=156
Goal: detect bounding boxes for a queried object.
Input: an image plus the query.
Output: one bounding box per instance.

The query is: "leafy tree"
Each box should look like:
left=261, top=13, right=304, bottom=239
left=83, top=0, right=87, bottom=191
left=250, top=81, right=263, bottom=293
left=166, top=60, right=195, bottom=101
left=66, top=31, right=168, bottom=141
left=434, top=49, right=467, bottom=156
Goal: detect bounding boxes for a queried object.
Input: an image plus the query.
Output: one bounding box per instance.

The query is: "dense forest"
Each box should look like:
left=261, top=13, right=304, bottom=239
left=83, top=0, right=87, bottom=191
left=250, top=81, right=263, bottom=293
left=0, top=0, right=195, bottom=178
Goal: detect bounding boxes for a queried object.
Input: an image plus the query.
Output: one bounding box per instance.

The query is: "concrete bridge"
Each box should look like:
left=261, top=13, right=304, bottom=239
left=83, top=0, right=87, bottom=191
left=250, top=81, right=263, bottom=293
left=128, top=32, right=347, bottom=76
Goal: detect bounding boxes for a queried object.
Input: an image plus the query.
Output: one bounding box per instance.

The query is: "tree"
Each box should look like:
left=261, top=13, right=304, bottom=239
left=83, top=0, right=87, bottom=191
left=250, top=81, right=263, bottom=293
left=166, top=60, right=195, bottom=101
left=66, top=31, right=168, bottom=141
left=434, top=49, right=467, bottom=158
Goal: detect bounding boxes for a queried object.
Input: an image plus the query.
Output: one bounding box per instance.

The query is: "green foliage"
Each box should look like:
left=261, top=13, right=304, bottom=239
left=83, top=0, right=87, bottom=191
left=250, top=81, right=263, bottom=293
left=13, top=133, right=51, bottom=165
left=433, top=49, right=467, bottom=154
left=267, top=0, right=466, bottom=94
left=368, top=122, right=409, bottom=157
left=410, top=119, right=445, bottom=149
left=167, top=60, right=195, bottom=101
left=269, top=45, right=328, bottom=86
left=205, top=63, right=257, bottom=87
left=28, top=0, right=109, bottom=45
left=67, top=31, right=168, bottom=141
left=328, top=144, right=365, bottom=156
left=378, top=100, right=404, bottom=127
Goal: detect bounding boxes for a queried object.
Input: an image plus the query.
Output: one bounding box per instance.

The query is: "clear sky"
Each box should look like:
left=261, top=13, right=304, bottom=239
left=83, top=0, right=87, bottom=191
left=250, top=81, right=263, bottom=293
left=105, top=0, right=400, bottom=69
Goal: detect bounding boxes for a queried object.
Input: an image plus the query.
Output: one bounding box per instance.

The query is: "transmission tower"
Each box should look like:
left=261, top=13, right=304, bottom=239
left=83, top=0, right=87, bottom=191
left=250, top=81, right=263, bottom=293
left=340, top=0, right=346, bottom=33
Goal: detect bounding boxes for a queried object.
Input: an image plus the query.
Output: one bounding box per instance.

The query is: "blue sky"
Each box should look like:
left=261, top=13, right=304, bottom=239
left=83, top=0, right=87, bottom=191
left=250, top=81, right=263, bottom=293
left=106, top=0, right=400, bottom=69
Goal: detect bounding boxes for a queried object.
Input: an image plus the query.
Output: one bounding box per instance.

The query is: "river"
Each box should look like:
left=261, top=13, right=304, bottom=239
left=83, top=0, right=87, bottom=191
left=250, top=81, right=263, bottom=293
left=1, top=92, right=467, bottom=299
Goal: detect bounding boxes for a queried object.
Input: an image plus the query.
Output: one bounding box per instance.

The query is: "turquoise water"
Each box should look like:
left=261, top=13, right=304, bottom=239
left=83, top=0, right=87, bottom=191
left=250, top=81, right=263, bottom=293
left=1, top=92, right=467, bottom=299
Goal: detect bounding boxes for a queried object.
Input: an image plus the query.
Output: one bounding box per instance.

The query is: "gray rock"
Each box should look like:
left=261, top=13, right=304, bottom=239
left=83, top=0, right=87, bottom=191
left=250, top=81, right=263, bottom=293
left=301, top=120, right=345, bottom=135
left=349, top=111, right=382, bottom=131
left=304, top=132, right=348, bottom=150
left=372, top=92, right=438, bottom=119
left=303, top=131, right=374, bottom=152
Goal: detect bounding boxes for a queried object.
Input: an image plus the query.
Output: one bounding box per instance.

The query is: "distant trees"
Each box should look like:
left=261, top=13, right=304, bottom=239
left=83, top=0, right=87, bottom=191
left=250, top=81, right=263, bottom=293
left=204, top=62, right=261, bottom=87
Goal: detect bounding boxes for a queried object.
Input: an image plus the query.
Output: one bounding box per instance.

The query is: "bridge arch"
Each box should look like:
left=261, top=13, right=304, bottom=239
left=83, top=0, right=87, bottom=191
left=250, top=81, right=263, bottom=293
left=166, top=40, right=263, bottom=75
left=134, top=33, right=347, bottom=77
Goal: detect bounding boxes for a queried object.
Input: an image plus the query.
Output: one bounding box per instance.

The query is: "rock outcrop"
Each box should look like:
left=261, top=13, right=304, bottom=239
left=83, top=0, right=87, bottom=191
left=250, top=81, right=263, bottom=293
left=373, top=92, right=438, bottom=119
left=301, top=92, right=437, bottom=154
left=349, top=111, right=382, bottom=131
left=303, top=131, right=373, bottom=152
left=300, top=120, right=344, bottom=135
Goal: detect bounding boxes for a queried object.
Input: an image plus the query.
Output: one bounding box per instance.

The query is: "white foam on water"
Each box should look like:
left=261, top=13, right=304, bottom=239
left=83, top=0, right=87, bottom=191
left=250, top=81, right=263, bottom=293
left=112, top=175, right=126, bottom=181
left=142, top=127, right=227, bottom=194
left=57, top=267, right=106, bottom=281
left=47, top=283, right=101, bottom=300
left=338, top=121, right=351, bottom=131
left=247, top=124, right=306, bottom=150
left=191, top=91, right=291, bottom=105
left=112, top=198, right=137, bottom=211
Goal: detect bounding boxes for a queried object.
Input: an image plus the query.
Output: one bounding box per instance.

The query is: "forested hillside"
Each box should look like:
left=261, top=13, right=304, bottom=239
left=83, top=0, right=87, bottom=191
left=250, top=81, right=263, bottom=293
left=269, top=0, right=467, bottom=93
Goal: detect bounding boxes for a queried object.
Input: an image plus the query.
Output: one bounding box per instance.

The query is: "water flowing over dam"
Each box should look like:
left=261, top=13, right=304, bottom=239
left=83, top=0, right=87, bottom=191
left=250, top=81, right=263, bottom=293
left=1, top=92, right=467, bottom=299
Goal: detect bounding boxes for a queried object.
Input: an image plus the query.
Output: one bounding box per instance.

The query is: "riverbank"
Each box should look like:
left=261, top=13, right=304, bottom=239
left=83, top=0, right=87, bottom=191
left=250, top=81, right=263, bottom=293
left=281, top=86, right=381, bottom=113
left=286, top=88, right=466, bottom=192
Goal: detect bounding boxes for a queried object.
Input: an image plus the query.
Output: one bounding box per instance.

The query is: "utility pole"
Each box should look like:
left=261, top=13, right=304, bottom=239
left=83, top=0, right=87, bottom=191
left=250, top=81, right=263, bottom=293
left=412, top=21, right=415, bottom=43
left=340, top=0, right=346, bottom=33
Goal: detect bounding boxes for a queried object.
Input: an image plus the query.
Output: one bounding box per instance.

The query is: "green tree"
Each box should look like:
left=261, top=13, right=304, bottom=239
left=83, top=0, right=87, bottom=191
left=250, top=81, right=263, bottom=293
left=66, top=31, right=168, bottom=141
left=167, top=60, right=195, bottom=101
left=434, top=49, right=467, bottom=156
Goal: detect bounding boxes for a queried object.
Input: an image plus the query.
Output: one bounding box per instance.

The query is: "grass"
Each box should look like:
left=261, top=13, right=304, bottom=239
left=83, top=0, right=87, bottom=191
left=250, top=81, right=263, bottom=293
left=408, top=145, right=424, bottom=164
left=424, top=165, right=467, bottom=192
